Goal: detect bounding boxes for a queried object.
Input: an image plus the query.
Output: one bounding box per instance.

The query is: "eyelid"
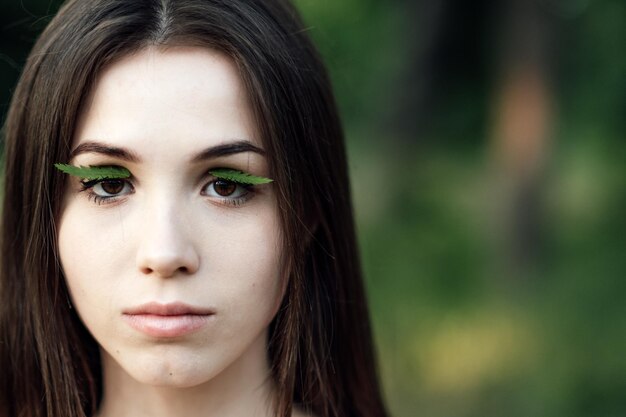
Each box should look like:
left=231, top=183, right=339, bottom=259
left=80, top=176, right=126, bottom=187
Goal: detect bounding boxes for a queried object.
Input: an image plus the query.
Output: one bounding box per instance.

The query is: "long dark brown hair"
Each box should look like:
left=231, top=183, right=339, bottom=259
left=0, top=1, right=388, bottom=416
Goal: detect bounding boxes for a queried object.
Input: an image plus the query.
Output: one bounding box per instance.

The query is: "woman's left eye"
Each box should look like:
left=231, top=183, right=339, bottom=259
left=202, top=179, right=252, bottom=205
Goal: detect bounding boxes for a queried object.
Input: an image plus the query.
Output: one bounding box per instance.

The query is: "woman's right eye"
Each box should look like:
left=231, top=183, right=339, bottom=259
left=80, top=179, right=134, bottom=204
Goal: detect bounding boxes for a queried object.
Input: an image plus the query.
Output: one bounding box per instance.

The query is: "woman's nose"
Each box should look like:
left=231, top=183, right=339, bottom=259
left=135, top=200, right=200, bottom=278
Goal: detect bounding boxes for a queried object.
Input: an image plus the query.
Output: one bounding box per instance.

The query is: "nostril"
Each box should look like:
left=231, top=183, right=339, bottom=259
left=137, top=250, right=200, bottom=277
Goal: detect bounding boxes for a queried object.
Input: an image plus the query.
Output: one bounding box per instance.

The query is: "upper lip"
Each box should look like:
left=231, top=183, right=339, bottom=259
left=123, top=302, right=215, bottom=316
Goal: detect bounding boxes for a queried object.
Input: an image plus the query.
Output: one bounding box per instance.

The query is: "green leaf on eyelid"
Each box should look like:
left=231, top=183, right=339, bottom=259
left=54, top=164, right=131, bottom=180
left=209, top=168, right=273, bottom=185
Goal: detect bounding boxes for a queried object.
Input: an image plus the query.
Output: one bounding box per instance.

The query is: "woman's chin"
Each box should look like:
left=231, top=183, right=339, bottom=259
left=105, top=349, right=224, bottom=389
left=129, top=363, right=214, bottom=388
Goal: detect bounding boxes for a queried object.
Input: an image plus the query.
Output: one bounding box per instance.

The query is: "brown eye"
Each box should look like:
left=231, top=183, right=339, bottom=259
left=213, top=180, right=237, bottom=196
left=100, top=180, right=125, bottom=195
left=202, top=178, right=250, bottom=204
left=82, top=177, right=133, bottom=204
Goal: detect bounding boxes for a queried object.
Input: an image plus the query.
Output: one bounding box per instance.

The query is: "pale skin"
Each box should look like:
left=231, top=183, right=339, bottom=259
left=57, top=47, right=309, bottom=417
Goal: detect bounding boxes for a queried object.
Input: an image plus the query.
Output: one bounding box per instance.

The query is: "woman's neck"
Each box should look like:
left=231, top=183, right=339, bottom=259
left=95, top=331, right=277, bottom=417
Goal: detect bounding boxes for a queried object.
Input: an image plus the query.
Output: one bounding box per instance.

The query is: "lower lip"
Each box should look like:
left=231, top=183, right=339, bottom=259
left=122, top=314, right=212, bottom=338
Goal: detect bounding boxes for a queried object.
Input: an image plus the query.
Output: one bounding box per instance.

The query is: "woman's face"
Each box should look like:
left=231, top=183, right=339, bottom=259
left=58, top=47, right=284, bottom=387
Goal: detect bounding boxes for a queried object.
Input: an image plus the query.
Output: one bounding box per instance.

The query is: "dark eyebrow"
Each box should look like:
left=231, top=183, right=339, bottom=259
left=69, top=141, right=141, bottom=163
left=190, top=140, right=265, bottom=162
left=69, top=139, right=265, bottom=163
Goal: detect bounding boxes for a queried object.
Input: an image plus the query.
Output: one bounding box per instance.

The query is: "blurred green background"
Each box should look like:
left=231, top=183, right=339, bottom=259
left=1, top=1, right=625, bottom=416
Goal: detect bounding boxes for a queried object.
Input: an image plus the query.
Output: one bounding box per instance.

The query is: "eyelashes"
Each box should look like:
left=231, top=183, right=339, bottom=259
left=73, top=167, right=269, bottom=207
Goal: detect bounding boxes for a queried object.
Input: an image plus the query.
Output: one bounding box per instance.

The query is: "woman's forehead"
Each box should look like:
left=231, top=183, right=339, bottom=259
left=97, top=46, right=244, bottom=101
left=73, top=46, right=261, bottom=161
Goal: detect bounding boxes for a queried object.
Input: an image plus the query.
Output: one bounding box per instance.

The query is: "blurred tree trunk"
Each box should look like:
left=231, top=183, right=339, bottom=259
left=388, top=0, right=557, bottom=281
left=489, top=0, right=557, bottom=282
left=389, top=0, right=493, bottom=146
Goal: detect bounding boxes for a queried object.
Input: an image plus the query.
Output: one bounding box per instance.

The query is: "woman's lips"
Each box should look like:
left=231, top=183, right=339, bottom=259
left=122, top=302, right=215, bottom=338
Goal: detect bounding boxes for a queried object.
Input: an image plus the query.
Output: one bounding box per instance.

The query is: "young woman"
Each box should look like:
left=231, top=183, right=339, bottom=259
left=0, top=1, right=388, bottom=416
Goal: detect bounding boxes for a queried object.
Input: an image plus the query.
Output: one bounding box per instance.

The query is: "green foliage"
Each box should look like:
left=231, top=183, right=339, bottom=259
left=209, top=168, right=273, bottom=185
left=54, top=164, right=130, bottom=180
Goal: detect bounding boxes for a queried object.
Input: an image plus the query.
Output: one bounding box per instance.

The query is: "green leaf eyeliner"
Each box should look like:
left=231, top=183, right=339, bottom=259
left=54, top=163, right=131, bottom=180
left=208, top=168, right=273, bottom=185
left=54, top=164, right=272, bottom=207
